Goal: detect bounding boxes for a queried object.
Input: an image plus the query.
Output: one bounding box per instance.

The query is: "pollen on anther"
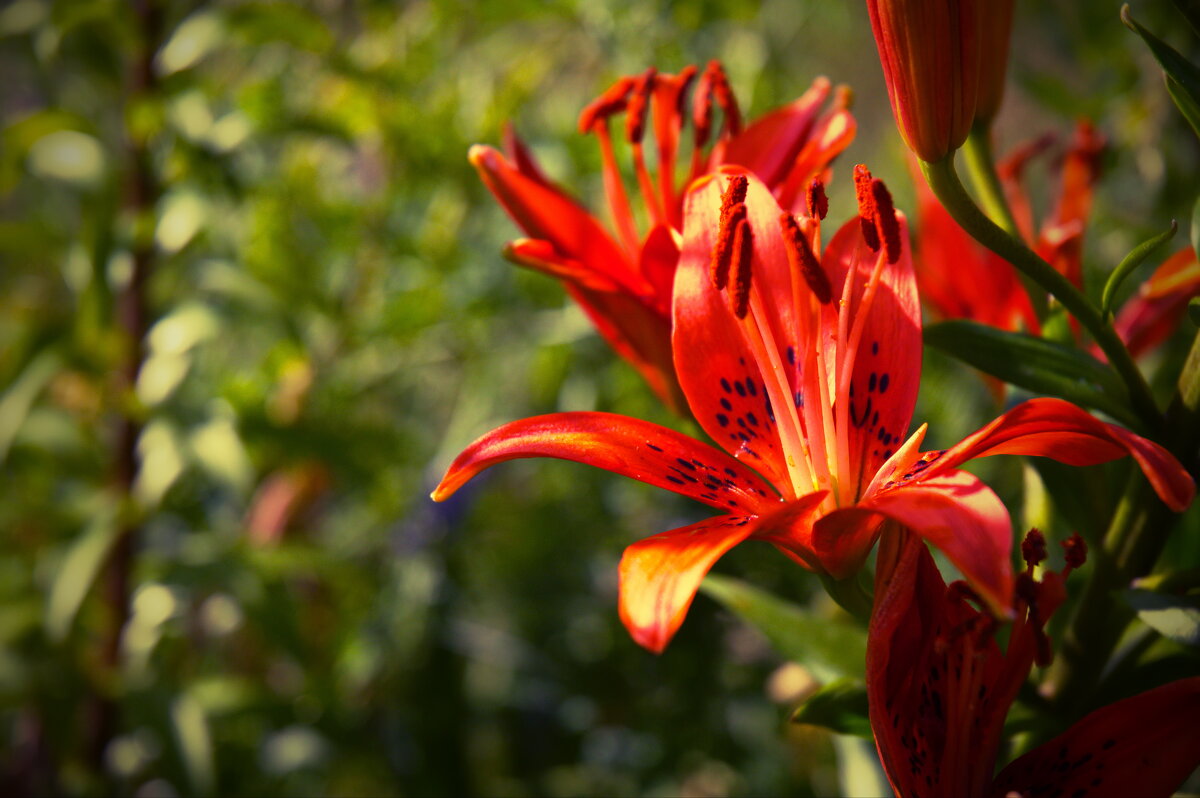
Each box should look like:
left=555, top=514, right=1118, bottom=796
left=625, top=67, right=658, bottom=144
left=806, top=178, right=829, bottom=220
left=871, top=178, right=902, bottom=263
left=730, top=217, right=754, bottom=318
left=1021, top=528, right=1047, bottom=568
left=853, top=164, right=880, bottom=251
left=1062, top=533, right=1088, bottom=570
left=779, top=212, right=832, bottom=303
left=711, top=203, right=746, bottom=290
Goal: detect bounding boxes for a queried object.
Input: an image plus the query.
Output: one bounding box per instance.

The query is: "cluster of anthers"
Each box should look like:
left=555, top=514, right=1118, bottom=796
left=700, top=165, right=904, bottom=509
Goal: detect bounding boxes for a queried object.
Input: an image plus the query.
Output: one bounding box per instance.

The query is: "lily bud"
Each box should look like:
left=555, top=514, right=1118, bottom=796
left=974, top=0, right=1015, bottom=124
left=866, top=0, right=983, bottom=162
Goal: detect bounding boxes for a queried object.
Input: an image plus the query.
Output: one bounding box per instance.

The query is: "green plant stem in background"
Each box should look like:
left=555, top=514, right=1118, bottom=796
left=919, top=156, right=1163, bottom=432
left=961, top=126, right=1049, bottom=321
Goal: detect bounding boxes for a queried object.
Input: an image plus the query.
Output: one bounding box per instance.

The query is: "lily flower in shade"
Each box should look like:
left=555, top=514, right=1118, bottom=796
left=869, top=530, right=1200, bottom=798
left=433, top=167, right=1193, bottom=653
left=471, top=62, right=855, bottom=412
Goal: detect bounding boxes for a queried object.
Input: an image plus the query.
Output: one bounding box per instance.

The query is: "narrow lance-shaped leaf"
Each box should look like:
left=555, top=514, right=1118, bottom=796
left=924, top=320, right=1139, bottom=428
left=1122, top=5, right=1200, bottom=138
left=699, top=574, right=866, bottom=681
left=1101, top=221, right=1178, bottom=317
left=1123, top=588, right=1200, bottom=648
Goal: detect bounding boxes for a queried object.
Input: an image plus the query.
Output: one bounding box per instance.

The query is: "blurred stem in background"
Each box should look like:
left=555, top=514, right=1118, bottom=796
left=87, top=0, right=162, bottom=773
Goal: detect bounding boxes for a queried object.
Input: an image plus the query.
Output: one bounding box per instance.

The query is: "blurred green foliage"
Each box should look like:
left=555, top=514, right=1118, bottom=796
left=1, top=1, right=1197, bottom=796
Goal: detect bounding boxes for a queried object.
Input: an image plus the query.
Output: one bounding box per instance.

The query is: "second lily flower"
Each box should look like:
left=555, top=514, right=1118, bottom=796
left=434, top=168, right=1193, bottom=653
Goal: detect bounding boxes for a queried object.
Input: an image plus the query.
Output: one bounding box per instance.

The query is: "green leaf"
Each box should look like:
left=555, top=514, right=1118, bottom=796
left=1122, top=5, right=1200, bottom=137
left=1101, top=221, right=1177, bottom=317
left=0, top=348, right=61, bottom=465
left=790, top=679, right=871, bottom=738
left=171, top=693, right=216, bottom=797
left=1173, top=0, right=1200, bottom=38
left=44, top=503, right=119, bottom=643
left=1191, top=194, right=1200, bottom=259
left=1123, top=588, right=1200, bottom=647
left=1189, top=297, right=1200, bottom=326
left=699, top=575, right=866, bottom=681
left=923, top=320, right=1138, bottom=427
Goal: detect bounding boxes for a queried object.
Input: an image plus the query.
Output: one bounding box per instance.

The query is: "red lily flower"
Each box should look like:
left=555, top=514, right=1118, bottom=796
left=433, top=167, right=1193, bottom=653
left=917, top=121, right=1200, bottom=357
left=471, top=62, right=855, bottom=412
left=869, top=530, right=1200, bottom=798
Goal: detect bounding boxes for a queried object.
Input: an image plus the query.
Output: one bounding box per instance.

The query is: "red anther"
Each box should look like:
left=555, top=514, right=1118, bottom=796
left=1061, top=533, right=1088, bottom=571
left=779, top=212, right=832, bottom=303
left=833, top=84, right=854, bottom=111
left=710, top=63, right=742, bottom=136
left=711, top=203, right=745, bottom=291
left=692, top=62, right=718, bottom=148
left=871, top=178, right=902, bottom=264
left=673, top=65, right=698, bottom=117
left=578, top=75, right=636, bottom=133
left=806, top=178, right=829, bottom=221
left=1021, top=528, right=1047, bottom=569
left=625, top=67, right=658, bottom=144
left=720, top=173, right=749, bottom=212
left=730, top=217, right=754, bottom=319
left=853, top=165, right=880, bottom=251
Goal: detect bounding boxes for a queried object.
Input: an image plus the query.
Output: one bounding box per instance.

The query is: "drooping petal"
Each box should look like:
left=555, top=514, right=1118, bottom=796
left=851, top=469, right=1014, bottom=615
left=469, top=145, right=646, bottom=294
left=919, top=397, right=1195, bottom=511
left=822, top=213, right=923, bottom=496
left=638, top=223, right=681, bottom=315
left=432, top=411, right=778, bottom=513
left=990, top=677, right=1200, bottom=798
left=775, top=104, right=857, bottom=213
left=562, top=282, right=685, bottom=414
left=717, top=77, right=831, bottom=189
left=673, top=168, right=804, bottom=489
left=1113, top=247, right=1200, bottom=358
left=504, top=238, right=620, bottom=292
left=619, top=514, right=759, bottom=653
left=501, top=122, right=555, bottom=189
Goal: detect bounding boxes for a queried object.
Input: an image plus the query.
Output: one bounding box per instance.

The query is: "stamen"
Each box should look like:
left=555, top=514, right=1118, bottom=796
left=711, top=176, right=749, bottom=290
left=625, top=67, right=657, bottom=144
left=1021, top=528, right=1047, bottom=570
left=1015, top=573, right=1052, bottom=666
left=730, top=217, right=753, bottom=318
left=806, top=178, right=829, bottom=221
left=692, top=62, right=719, bottom=149
left=578, top=76, right=636, bottom=133
left=779, top=212, right=832, bottom=303
left=853, top=164, right=880, bottom=251
left=1061, top=533, right=1087, bottom=571
left=871, top=178, right=902, bottom=264
left=710, top=203, right=745, bottom=290
left=711, top=64, right=742, bottom=136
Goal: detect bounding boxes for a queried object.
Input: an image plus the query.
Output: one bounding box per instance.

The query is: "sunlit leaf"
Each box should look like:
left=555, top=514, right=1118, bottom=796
left=171, top=693, right=215, bottom=797
left=1124, top=588, right=1200, bottom=648
left=44, top=503, right=119, bottom=643
left=789, top=679, right=871, bottom=738
left=1101, top=221, right=1177, bottom=317
left=699, top=575, right=866, bottom=681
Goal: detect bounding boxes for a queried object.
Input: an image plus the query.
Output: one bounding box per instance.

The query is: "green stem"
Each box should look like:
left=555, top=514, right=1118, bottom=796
left=961, top=127, right=1049, bottom=321
left=819, top=571, right=874, bottom=625
left=920, top=156, right=1163, bottom=432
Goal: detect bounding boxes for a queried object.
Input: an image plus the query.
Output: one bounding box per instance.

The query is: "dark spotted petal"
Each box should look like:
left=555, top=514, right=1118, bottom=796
left=432, top=411, right=778, bottom=513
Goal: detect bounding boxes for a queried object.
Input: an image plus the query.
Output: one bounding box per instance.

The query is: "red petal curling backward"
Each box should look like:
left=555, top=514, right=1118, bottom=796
left=431, top=412, right=778, bottom=513
left=918, top=397, right=1194, bottom=511
left=990, top=677, right=1200, bottom=798
left=718, top=77, right=831, bottom=189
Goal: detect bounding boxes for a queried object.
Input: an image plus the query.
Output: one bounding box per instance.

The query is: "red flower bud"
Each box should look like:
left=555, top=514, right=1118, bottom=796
left=866, top=0, right=984, bottom=161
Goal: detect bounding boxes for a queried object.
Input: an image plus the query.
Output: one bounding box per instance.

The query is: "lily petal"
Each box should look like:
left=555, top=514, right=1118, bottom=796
left=822, top=212, right=923, bottom=496
left=717, top=77, right=831, bottom=188
left=855, top=469, right=1014, bottom=615
left=918, top=397, right=1195, bottom=511
left=1113, top=247, right=1200, bottom=358
left=673, top=169, right=804, bottom=489
left=469, top=144, right=645, bottom=295
left=504, top=238, right=620, bottom=292
left=432, top=412, right=778, bottom=513
left=619, top=490, right=827, bottom=653
left=619, top=514, right=759, bottom=653
left=990, top=676, right=1200, bottom=798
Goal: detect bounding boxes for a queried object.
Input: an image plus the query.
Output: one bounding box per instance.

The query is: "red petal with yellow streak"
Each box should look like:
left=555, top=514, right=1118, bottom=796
left=431, top=411, right=778, bottom=513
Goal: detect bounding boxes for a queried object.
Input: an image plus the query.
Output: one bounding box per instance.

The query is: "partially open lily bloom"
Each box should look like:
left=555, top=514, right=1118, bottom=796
left=917, top=122, right=1200, bottom=356
left=471, top=62, right=855, bottom=412
left=869, top=530, right=1200, bottom=798
left=433, top=167, right=1193, bottom=653
left=866, top=0, right=983, bottom=162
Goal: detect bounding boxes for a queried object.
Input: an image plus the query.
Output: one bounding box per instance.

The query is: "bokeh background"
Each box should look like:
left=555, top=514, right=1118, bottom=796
left=2, top=1, right=1197, bottom=795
